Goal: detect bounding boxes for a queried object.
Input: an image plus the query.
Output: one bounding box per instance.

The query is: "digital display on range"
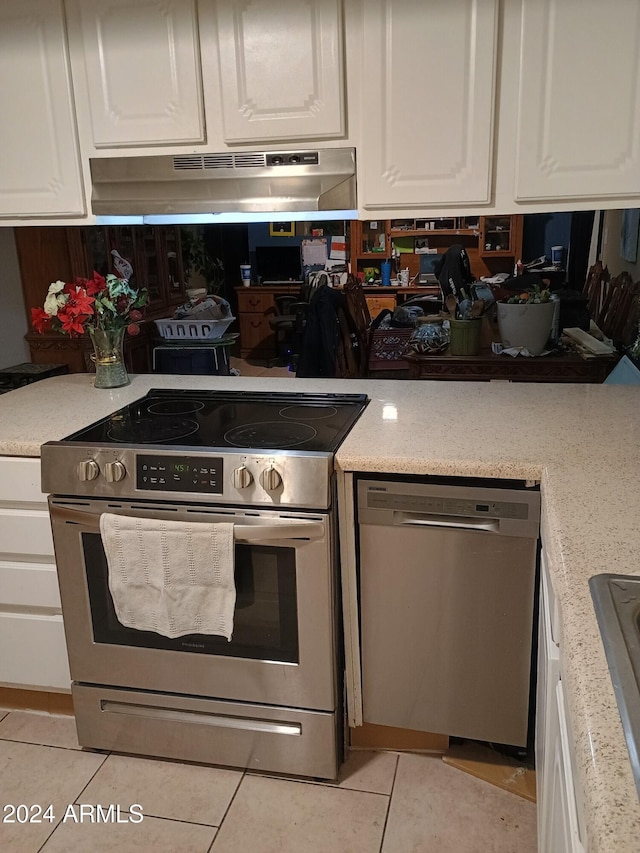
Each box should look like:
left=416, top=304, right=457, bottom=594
left=136, top=454, right=224, bottom=494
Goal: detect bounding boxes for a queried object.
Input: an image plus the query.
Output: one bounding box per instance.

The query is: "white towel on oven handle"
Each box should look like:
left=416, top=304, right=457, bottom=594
left=99, top=513, right=236, bottom=641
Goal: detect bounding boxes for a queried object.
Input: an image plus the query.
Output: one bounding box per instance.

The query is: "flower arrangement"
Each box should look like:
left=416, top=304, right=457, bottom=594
left=31, top=272, right=148, bottom=338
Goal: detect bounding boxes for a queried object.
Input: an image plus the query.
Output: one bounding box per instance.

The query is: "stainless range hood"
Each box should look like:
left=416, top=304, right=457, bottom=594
left=90, top=148, right=356, bottom=216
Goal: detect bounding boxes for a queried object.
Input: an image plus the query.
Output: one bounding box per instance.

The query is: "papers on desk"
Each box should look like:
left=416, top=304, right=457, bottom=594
left=563, top=327, right=615, bottom=356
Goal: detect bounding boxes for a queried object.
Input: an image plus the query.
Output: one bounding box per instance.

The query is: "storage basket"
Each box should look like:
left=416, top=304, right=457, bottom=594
left=155, top=317, right=235, bottom=341
left=449, top=318, right=482, bottom=356
left=368, top=328, right=413, bottom=371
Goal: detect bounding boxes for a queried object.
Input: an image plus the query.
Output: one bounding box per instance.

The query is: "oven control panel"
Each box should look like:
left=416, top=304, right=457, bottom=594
left=136, top=454, right=224, bottom=494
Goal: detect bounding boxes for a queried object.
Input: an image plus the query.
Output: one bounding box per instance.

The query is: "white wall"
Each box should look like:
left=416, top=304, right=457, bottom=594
left=0, top=228, right=29, bottom=366
left=600, top=209, right=640, bottom=279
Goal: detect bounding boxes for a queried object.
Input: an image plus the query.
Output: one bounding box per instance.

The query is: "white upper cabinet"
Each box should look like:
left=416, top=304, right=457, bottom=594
left=68, top=0, right=204, bottom=147
left=360, top=0, right=498, bottom=209
left=0, top=0, right=85, bottom=217
left=515, top=0, right=640, bottom=201
left=212, top=0, right=345, bottom=143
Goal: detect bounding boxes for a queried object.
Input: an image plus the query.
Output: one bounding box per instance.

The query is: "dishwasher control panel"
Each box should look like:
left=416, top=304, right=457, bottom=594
left=357, top=478, right=540, bottom=539
left=365, top=490, right=529, bottom=520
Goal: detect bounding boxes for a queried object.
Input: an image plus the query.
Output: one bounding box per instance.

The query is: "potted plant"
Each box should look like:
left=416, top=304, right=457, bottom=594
left=181, top=226, right=224, bottom=295
left=496, top=286, right=556, bottom=356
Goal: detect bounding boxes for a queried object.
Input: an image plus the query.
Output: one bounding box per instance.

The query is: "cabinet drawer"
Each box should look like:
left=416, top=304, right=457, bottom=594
left=0, top=457, right=46, bottom=504
left=0, top=508, right=54, bottom=558
left=236, top=291, right=275, bottom=313
left=0, top=612, right=70, bottom=691
left=365, top=295, right=396, bottom=317
left=0, top=560, right=60, bottom=609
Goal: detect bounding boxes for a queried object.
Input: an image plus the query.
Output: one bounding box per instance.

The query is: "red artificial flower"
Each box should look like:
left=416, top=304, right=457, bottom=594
left=70, top=289, right=95, bottom=317
left=85, top=271, right=106, bottom=297
left=129, top=308, right=143, bottom=322
left=31, top=307, right=51, bottom=334
left=57, top=304, right=91, bottom=337
left=127, top=322, right=140, bottom=336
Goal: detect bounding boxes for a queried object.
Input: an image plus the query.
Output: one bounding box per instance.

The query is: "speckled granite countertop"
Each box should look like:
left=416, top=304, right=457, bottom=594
left=1, top=374, right=639, bottom=852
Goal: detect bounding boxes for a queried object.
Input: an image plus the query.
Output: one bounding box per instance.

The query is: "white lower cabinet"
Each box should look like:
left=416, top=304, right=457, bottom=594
left=0, top=0, right=85, bottom=218
left=0, top=457, right=70, bottom=692
left=536, top=549, right=586, bottom=853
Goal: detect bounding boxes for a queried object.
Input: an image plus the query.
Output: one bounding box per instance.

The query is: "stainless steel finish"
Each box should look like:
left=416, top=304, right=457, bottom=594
left=90, top=148, right=356, bottom=215
left=77, top=459, right=99, bottom=481
left=41, top=443, right=334, bottom=510
left=589, top=574, right=640, bottom=797
left=397, top=514, right=500, bottom=533
left=232, top=465, right=253, bottom=490
left=102, top=701, right=303, bottom=736
left=49, top=497, right=336, bottom=712
left=73, top=684, right=339, bottom=779
left=357, top=478, right=540, bottom=747
left=260, top=465, right=282, bottom=492
left=104, top=460, right=126, bottom=483
left=52, top=503, right=325, bottom=542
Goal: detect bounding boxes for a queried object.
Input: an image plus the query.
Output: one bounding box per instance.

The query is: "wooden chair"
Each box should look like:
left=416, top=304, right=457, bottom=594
left=269, top=294, right=308, bottom=367
left=598, top=271, right=638, bottom=346
left=583, top=261, right=610, bottom=324
left=342, top=274, right=372, bottom=378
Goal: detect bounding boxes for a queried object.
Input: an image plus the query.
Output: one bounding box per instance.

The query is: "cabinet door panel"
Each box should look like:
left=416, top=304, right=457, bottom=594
left=73, top=0, right=204, bottom=147
left=215, top=0, right=344, bottom=142
left=0, top=0, right=85, bottom=217
left=361, top=0, right=498, bottom=208
left=515, top=0, right=640, bottom=200
left=0, top=612, right=70, bottom=690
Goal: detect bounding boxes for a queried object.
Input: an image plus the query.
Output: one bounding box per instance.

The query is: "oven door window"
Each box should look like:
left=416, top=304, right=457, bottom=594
left=82, top=533, right=299, bottom=663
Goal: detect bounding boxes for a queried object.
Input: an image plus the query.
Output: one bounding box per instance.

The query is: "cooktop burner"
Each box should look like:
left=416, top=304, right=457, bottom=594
left=65, top=389, right=368, bottom=454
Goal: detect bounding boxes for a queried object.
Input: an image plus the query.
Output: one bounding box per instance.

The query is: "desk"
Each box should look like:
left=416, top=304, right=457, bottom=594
left=235, top=285, right=439, bottom=359
left=403, top=348, right=618, bottom=383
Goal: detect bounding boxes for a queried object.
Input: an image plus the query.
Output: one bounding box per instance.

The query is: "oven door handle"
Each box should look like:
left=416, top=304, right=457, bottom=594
left=51, top=506, right=325, bottom=542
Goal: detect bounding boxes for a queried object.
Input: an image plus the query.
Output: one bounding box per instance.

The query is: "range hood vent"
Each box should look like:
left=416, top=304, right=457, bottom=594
left=90, top=148, right=356, bottom=215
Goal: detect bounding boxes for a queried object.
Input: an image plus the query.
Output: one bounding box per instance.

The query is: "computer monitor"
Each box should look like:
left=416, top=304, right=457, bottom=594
left=418, top=253, right=444, bottom=284
left=255, top=245, right=303, bottom=284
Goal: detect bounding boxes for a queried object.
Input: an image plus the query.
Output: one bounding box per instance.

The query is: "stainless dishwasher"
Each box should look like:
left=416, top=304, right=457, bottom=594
left=357, top=477, right=540, bottom=747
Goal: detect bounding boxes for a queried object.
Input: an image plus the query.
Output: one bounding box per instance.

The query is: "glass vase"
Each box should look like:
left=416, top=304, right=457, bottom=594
left=89, top=327, right=130, bottom=389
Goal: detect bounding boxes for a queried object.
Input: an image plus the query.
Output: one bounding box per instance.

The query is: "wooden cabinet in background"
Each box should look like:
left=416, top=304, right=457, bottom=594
left=350, top=216, right=523, bottom=283
left=236, top=286, right=299, bottom=359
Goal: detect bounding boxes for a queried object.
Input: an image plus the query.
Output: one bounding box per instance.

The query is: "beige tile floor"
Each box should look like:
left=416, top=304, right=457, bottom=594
left=229, top=356, right=295, bottom=378
left=0, top=708, right=537, bottom=853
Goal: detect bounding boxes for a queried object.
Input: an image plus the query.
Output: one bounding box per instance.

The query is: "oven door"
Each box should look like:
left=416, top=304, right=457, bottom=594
left=49, top=497, right=337, bottom=712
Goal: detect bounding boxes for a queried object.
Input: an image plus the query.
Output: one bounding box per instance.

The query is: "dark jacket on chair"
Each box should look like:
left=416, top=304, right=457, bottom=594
left=296, top=285, right=348, bottom=378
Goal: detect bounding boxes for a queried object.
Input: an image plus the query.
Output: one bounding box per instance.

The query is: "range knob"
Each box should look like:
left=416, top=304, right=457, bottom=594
left=260, top=465, right=282, bottom=492
left=232, top=465, right=253, bottom=489
left=77, top=459, right=99, bottom=482
left=104, top=461, right=127, bottom=483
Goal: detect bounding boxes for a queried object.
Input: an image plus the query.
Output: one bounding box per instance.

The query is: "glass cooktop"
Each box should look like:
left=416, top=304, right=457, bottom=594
left=65, top=389, right=369, bottom=453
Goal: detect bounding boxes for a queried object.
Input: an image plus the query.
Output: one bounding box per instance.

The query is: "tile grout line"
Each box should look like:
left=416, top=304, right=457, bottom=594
left=377, top=752, right=401, bottom=853
left=206, top=769, right=246, bottom=851
left=32, top=748, right=110, bottom=853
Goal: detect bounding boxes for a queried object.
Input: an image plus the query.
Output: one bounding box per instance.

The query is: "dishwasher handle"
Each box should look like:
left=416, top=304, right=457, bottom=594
left=395, top=511, right=500, bottom=533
